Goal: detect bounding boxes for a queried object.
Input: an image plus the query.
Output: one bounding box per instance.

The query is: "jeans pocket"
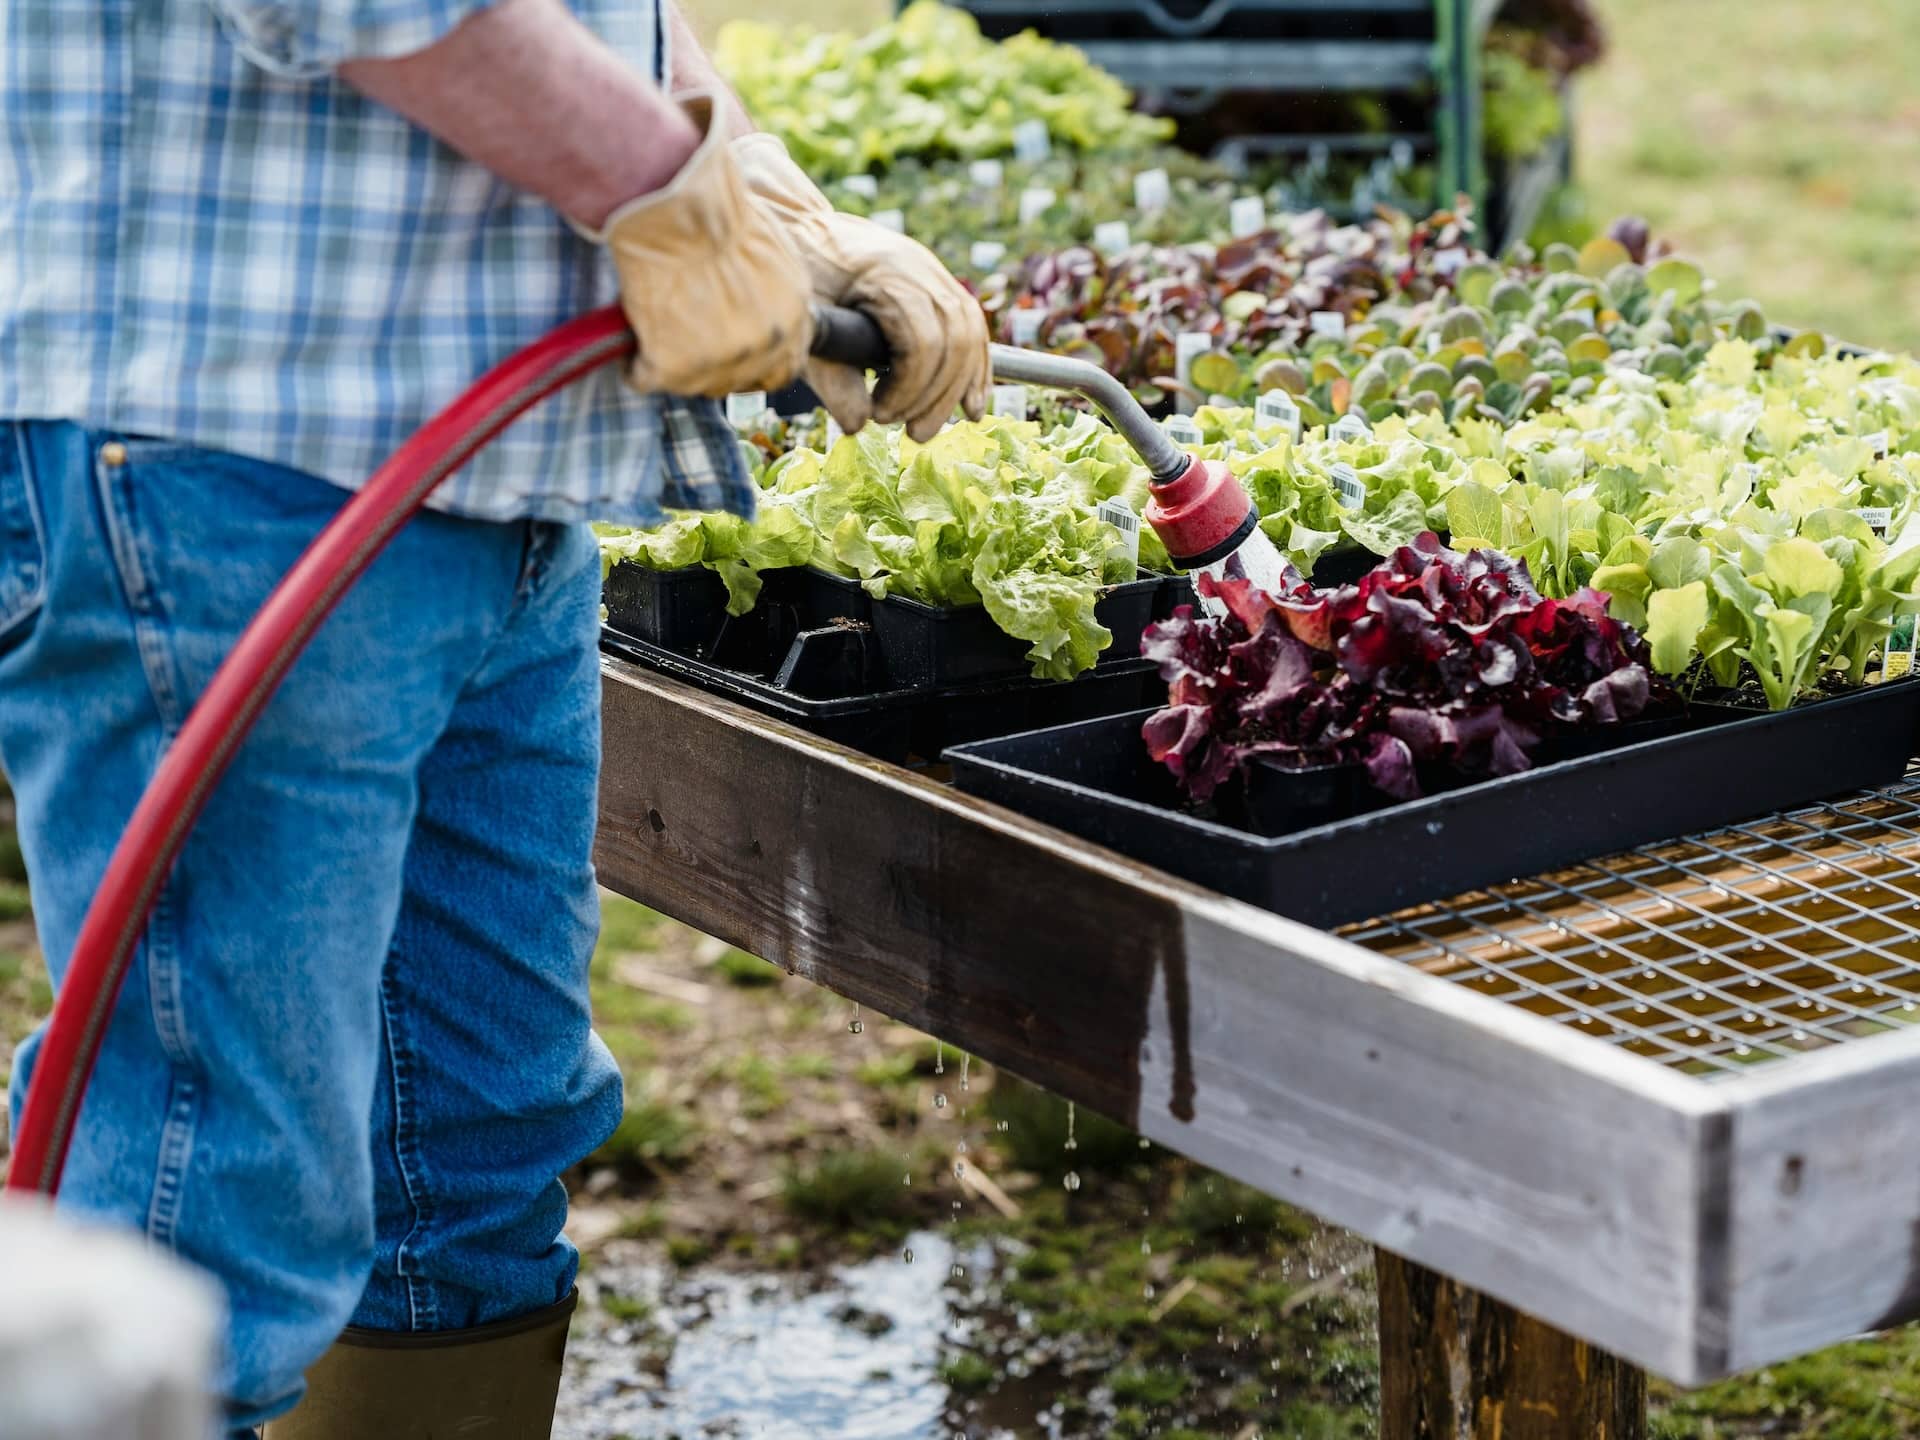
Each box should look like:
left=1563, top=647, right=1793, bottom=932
left=0, top=425, right=47, bottom=654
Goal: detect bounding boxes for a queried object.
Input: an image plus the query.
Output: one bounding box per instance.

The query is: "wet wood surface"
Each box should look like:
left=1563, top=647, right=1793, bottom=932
left=1376, top=1249, right=1648, bottom=1440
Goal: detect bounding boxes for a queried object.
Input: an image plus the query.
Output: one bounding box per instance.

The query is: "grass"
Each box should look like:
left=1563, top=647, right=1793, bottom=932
left=780, top=1147, right=913, bottom=1228
left=710, top=947, right=780, bottom=987
left=1577, top=0, right=1920, bottom=356
left=589, top=1099, right=700, bottom=1174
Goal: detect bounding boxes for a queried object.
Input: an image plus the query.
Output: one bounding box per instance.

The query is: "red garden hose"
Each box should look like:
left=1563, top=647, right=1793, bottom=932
left=4, top=302, right=891, bottom=1197
left=5, top=306, right=637, bottom=1195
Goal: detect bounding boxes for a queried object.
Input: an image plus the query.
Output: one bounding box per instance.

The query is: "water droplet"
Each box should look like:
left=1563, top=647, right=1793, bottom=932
left=1424, top=820, right=1443, bottom=836
left=933, top=1093, right=948, bottom=1109
left=1138, top=1137, right=1150, bottom=1149
left=1141, top=1239, right=1153, bottom=1255
left=1792, top=1029, right=1808, bottom=1042
left=902, top=1248, right=914, bottom=1264
left=1065, top=1102, right=1077, bottom=1152
left=1062, top=1171, right=1081, bottom=1192
left=953, top=1161, right=966, bottom=1179
left=903, top=1174, right=912, bottom=1186
left=1691, top=990, right=1707, bottom=1002
left=960, top=1053, right=971, bottom=1091
left=848, top=1003, right=863, bottom=1034
left=1685, top=1026, right=1702, bottom=1038
left=951, top=1264, right=966, bottom=1280
left=1735, top=1044, right=1752, bottom=1056
left=956, top=1139, right=969, bottom=1156
left=995, top=1120, right=1009, bottom=1132
left=935, top=1042, right=945, bottom=1076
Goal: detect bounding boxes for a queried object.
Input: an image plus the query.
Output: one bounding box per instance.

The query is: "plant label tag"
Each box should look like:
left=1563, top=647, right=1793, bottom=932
left=1163, top=414, right=1203, bottom=446
left=1255, top=389, right=1302, bottom=442
left=969, top=240, right=1007, bottom=271
left=1093, top=220, right=1132, bottom=257
left=1229, top=195, right=1266, bottom=238
left=1860, top=506, right=1894, bottom=536
left=990, top=384, right=1029, bottom=419
left=841, top=174, right=879, bottom=200
left=1008, top=308, right=1044, bottom=346
left=1097, top=498, right=1142, bottom=565
left=871, top=209, right=905, bottom=233
left=725, top=391, right=768, bottom=431
left=1174, top=330, right=1214, bottom=413
left=1866, top=430, right=1892, bottom=458
left=1133, top=167, right=1171, bottom=213
left=1886, top=613, right=1917, bottom=681
left=1332, top=462, right=1367, bottom=511
left=1013, top=118, right=1051, bottom=163
left=1309, top=310, right=1346, bottom=339
left=1391, top=138, right=1414, bottom=172
left=1018, top=186, right=1056, bottom=225
left=968, top=158, right=1004, bottom=190
left=1329, top=412, right=1372, bottom=444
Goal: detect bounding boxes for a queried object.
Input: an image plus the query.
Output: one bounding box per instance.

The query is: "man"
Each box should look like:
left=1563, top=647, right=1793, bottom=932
left=0, top=0, right=989, bottom=1430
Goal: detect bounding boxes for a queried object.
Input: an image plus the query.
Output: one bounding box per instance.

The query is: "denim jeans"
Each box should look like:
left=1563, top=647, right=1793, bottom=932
left=0, top=421, right=624, bottom=1431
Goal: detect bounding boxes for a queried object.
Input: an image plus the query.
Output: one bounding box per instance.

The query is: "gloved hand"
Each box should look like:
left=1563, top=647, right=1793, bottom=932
left=731, top=132, right=990, bottom=443
left=590, top=96, right=813, bottom=398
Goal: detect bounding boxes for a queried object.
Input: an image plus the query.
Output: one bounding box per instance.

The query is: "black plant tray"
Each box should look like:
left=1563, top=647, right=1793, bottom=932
left=871, top=573, right=1162, bottom=689
left=599, top=622, right=1165, bottom=765
left=946, top=682, right=1920, bottom=928
left=604, top=562, right=1161, bottom=690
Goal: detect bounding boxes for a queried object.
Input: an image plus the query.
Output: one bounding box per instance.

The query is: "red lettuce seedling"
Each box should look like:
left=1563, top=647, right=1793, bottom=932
left=1142, top=532, right=1654, bottom=803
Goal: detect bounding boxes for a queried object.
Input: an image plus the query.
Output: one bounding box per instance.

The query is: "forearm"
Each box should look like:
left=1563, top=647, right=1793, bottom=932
left=663, top=0, right=753, bottom=138
left=338, top=0, right=700, bottom=231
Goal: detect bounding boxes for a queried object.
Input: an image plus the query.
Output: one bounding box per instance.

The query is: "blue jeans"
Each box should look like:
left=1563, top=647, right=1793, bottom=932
left=0, top=422, right=624, bottom=1430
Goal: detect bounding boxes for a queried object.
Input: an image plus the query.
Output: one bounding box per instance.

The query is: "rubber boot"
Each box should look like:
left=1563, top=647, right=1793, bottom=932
left=261, top=1289, right=576, bottom=1439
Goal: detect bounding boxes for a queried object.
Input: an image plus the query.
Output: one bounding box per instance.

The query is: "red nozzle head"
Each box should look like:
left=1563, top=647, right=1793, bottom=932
left=1144, top=456, right=1258, bottom=568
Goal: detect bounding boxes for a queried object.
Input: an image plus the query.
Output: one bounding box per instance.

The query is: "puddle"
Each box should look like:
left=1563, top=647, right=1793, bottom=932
left=560, top=1231, right=1029, bottom=1440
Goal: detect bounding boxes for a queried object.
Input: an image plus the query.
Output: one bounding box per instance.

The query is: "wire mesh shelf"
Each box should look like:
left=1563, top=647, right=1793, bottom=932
left=1344, top=766, right=1920, bottom=1077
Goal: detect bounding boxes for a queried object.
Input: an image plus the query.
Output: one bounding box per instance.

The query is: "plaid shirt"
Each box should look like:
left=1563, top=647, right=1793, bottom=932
left=0, top=0, right=754, bottom=526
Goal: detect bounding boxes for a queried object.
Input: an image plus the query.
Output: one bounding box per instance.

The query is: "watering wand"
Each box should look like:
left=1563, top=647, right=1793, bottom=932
left=6, top=306, right=1274, bottom=1197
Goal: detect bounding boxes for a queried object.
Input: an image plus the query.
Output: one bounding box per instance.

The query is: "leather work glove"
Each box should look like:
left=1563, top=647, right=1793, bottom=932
left=731, top=131, right=990, bottom=443
left=590, top=96, right=813, bottom=398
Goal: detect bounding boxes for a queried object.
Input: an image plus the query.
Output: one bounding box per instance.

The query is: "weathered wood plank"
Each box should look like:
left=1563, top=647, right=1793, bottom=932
left=595, top=662, right=1720, bottom=1380
left=1717, top=1030, right=1920, bottom=1372
left=1376, top=1250, right=1647, bottom=1440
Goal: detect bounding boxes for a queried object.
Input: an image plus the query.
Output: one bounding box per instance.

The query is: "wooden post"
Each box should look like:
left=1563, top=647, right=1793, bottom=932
left=1376, top=1249, right=1647, bottom=1440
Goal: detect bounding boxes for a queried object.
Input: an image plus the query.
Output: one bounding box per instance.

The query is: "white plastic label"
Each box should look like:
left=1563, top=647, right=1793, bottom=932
left=1331, top=462, right=1367, bottom=511
left=1228, top=195, right=1266, bottom=238
left=990, top=384, right=1028, bottom=419
left=1097, top=498, right=1142, bottom=566
left=1860, top=506, right=1894, bottom=536
left=968, top=158, right=1004, bottom=190
left=1017, top=186, right=1056, bottom=226
left=1174, top=331, right=1214, bottom=414
left=1013, top=118, right=1051, bottom=163
left=871, top=209, right=905, bottom=233
left=725, top=392, right=768, bottom=430
left=1329, top=412, right=1372, bottom=444
left=1163, top=414, right=1203, bottom=446
left=842, top=174, right=879, bottom=199
left=1255, top=389, right=1302, bottom=442
left=1391, top=138, right=1415, bottom=172
left=1008, top=308, right=1044, bottom=346
left=1133, top=167, right=1171, bottom=213
left=969, top=240, right=1007, bottom=271
left=1093, top=220, right=1132, bottom=257
left=1309, top=310, right=1346, bottom=339
left=1866, top=430, right=1892, bottom=458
